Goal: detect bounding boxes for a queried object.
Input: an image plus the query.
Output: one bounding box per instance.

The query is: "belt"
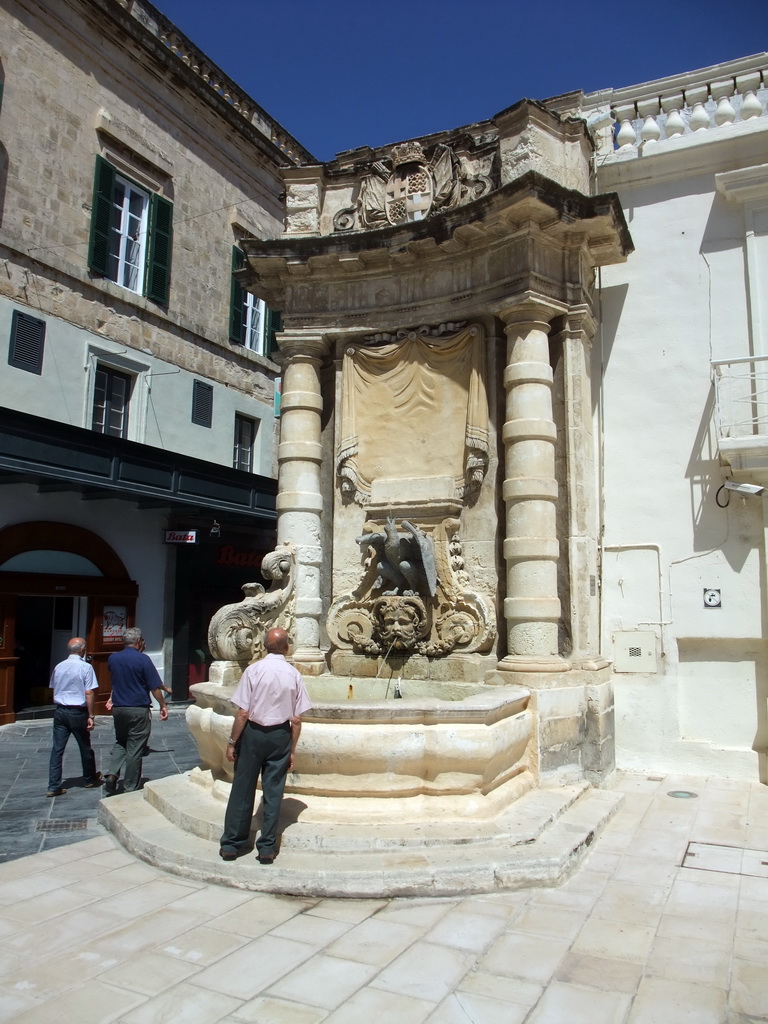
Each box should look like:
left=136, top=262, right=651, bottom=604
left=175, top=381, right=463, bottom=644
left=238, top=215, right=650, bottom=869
left=246, top=720, right=290, bottom=732
left=56, top=704, right=87, bottom=709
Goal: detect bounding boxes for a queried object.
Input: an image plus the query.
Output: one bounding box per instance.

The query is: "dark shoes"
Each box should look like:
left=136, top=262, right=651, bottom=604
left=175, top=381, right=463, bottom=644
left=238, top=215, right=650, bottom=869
left=219, top=848, right=237, bottom=861
left=84, top=772, right=103, bottom=789
left=103, top=775, right=118, bottom=795
left=46, top=787, right=66, bottom=797
left=257, top=851, right=276, bottom=864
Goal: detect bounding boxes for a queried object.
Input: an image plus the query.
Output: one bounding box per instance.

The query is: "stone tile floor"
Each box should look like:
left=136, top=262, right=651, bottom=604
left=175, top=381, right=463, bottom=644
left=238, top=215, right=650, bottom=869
left=0, top=707, right=199, bottom=862
left=1, top=713, right=767, bottom=1022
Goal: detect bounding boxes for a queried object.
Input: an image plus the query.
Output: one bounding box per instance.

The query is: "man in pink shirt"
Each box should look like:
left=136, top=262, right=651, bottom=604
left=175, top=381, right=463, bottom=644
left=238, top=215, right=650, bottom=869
left=219, top=627, right=312, bottom=864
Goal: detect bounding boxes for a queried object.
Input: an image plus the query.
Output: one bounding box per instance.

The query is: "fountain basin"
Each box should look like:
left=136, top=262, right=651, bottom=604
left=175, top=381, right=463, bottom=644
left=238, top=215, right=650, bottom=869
left=187, top=676, right=533, bottom=823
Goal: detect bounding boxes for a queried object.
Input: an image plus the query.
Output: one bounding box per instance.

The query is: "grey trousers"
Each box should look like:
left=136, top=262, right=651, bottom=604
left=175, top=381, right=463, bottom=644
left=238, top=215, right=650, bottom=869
left=108, top=706, right=151, bottom=792
left=220, top=720, right=291, bottom=856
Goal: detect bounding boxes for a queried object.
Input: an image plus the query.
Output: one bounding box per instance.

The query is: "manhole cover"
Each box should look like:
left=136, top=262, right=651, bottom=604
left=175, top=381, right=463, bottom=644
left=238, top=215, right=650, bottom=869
left=34, top=819, right=88, bottom=832
left=667, top=790, right=698, bottom=799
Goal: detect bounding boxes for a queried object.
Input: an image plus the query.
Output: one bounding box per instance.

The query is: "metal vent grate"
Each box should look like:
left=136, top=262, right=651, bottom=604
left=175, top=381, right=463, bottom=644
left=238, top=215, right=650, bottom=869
left=628, top=646, right=641, bottom=657
left=35, top=819, right=88, bottom=833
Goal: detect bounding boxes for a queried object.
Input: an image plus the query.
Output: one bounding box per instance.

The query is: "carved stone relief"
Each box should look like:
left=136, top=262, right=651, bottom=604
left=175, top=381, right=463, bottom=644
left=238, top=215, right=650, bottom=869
left=350, top=140, right=497, bottom=232
left=207, top=544, right=296, bottom=663
left=328, top=518, right=495, bottom=657
left=336, top=325, right=490, bottom=507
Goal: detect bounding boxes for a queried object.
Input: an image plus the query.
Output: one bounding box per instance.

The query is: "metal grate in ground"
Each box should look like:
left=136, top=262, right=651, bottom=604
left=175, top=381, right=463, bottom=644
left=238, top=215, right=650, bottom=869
left=34, top=819, right=89, bottom=833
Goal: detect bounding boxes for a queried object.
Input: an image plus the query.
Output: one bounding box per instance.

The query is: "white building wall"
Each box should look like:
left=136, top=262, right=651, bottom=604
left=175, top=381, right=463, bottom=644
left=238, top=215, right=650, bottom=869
left=597, top=123, right=768, bottom=781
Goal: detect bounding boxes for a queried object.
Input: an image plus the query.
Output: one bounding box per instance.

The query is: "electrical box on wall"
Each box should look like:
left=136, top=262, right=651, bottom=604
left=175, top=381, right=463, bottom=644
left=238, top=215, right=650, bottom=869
left=613, top=630, right=658, bottom=673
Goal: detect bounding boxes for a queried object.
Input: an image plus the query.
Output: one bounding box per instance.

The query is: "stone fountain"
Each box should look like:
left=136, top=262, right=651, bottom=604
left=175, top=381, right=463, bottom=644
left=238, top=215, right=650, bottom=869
left=100, top=102, right=632, bottom=896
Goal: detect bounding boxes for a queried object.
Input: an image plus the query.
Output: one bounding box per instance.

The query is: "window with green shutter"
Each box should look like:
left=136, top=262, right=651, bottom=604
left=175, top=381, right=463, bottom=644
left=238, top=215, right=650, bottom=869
left=265, top=308, right=282, bottom=357
left=229, top=245, right=281, bottom=357
left=88, top=156, right=173, bottom=305
left=145, top=192, right=173, bottom=304
left=229, top=246, right=246, bottom=344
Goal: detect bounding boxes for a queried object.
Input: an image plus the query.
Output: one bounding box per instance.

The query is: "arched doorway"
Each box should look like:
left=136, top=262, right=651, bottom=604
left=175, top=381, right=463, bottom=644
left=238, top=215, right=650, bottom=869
left=0, top=522, right=137, bottom=722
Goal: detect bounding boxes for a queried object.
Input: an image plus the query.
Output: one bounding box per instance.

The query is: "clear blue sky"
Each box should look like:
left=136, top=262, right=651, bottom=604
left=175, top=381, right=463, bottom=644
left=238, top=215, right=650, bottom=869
left=154, top=0, right=768, bottom=161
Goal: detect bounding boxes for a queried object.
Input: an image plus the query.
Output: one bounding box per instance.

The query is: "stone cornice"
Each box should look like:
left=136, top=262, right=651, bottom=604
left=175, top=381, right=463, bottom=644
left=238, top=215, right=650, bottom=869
left=82, top=0, right=314, bottom=167
left=241, top=171, right=631, bottom=273
left=716, top=163, right=768, bottom=203
left=237, top=172, right=631, bottom=333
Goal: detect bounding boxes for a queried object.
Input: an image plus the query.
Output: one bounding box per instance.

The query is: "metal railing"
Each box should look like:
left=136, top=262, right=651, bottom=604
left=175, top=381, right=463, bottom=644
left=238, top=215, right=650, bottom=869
left=712, top=355, right=768, bottom=439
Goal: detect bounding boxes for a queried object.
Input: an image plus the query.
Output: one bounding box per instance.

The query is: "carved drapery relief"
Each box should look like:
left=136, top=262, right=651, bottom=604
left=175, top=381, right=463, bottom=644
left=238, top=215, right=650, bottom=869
left=207, top=544, right=296, bottom=663
left=328, top=518, right=495, bottom=657
left=336, top=325, right=490, bottom=506
left=355, top=141, right=495, bottom=231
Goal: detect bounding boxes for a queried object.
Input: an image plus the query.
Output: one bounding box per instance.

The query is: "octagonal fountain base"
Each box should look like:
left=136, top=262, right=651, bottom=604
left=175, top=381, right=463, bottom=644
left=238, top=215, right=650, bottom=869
left=98, top=673, right=623, bottom=897
left=99, top=774, right=621, bottom=897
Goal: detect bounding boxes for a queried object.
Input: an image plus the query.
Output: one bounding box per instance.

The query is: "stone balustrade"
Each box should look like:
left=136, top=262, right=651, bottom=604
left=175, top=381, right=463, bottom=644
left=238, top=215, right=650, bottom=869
left=579, top=54, right=767, bottom=155
left=112, top=0, right=313, bottom=164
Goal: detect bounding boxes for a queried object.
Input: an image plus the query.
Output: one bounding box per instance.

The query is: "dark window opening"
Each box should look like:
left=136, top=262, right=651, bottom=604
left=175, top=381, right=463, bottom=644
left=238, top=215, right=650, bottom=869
left=92, top=365, right=132, bottom=438
left=233, top=414, right=256, bottom=472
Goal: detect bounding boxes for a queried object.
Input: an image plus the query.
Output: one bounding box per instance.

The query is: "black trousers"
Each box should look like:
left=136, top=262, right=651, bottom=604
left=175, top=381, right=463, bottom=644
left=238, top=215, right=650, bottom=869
left=219, top=720, right=291, bottom=856
left=48, top=705, right=97, bottom=790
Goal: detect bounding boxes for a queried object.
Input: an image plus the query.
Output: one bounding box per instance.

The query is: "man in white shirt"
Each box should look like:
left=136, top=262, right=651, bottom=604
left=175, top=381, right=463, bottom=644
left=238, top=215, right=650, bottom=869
left=219, top=627, right=312, bottom=864
left=47, top=637, right=101, bottom=797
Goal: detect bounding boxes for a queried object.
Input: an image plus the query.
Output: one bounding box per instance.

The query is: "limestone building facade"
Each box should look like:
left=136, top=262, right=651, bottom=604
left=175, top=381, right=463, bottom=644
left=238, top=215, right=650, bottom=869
left=0, top=0, right=312, bottom=720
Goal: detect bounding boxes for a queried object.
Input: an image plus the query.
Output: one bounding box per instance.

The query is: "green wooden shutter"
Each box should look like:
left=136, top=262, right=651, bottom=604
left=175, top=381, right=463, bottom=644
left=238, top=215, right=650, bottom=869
left=229, top=246, right=246, bottom=343
left=88, top=155, right=115, bottom=276
left=145, top=192, right=173, bottom=304
left=265, top=307, right=282, bottom=357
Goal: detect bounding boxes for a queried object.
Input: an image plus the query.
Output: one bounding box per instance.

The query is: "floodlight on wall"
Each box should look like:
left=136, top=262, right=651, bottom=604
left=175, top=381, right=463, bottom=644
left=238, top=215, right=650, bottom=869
left=716, top=479, right=765, bottom=507
left=209, top=520, right=221, bottom=538
left=724, top=480, right=764, bottom=496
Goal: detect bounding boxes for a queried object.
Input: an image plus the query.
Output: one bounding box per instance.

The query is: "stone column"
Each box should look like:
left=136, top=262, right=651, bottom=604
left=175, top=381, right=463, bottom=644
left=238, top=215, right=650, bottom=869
left=497, top=303, right=569, bottom=673
left=275, top=330, right=330, bottom=674
left=550, top=304, right=607, bottom=670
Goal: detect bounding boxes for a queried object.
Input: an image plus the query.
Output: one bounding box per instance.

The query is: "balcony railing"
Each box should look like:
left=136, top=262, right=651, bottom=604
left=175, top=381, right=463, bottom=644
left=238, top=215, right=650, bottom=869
left=712, top=355, right=768, bottom=443
left=578, top=54, right=768, bottom=158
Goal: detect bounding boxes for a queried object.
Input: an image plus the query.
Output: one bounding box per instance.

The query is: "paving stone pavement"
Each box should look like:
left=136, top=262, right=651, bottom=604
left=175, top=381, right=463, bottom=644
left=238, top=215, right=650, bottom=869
left=1, top=713, right=767, bottom=1022
left=0, top=707, right=199, bottom=863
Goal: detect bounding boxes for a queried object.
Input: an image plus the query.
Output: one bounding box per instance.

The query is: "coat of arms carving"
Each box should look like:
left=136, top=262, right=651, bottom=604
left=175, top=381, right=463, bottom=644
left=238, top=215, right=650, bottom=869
left=358, top=142, right=475, bottom=230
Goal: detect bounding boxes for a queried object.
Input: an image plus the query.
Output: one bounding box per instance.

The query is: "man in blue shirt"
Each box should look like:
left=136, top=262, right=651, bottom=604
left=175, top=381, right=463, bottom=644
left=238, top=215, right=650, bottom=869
left=104, top=627, right=168, bottom=794
left=47, top=637, right=101, bottom=797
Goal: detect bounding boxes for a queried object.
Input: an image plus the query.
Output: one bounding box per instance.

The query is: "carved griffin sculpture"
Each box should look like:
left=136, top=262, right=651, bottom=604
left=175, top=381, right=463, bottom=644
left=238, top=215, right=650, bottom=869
left=355, top=517, right=437, bottom=597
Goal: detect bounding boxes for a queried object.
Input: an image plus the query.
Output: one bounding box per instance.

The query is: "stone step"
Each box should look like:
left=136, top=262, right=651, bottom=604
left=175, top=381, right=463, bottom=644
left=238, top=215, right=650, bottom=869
left=139, top=770, right=593, bottom=851
left=98, top=778, right=623, bottom=898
